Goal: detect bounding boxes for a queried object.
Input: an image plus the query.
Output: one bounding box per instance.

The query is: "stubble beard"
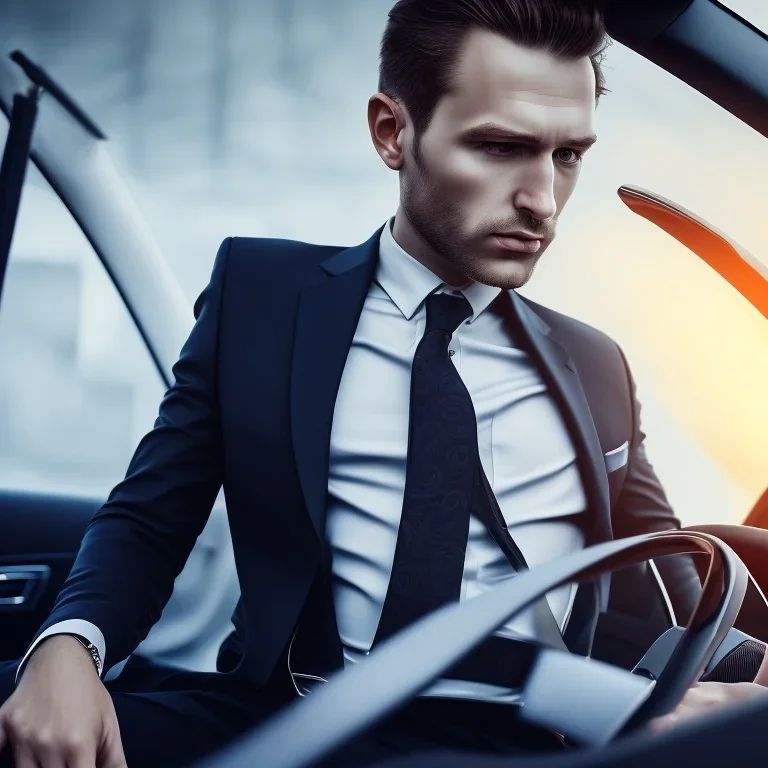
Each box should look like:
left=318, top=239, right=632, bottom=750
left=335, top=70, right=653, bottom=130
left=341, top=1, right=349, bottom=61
left=400, top=141, right=543, bottom=291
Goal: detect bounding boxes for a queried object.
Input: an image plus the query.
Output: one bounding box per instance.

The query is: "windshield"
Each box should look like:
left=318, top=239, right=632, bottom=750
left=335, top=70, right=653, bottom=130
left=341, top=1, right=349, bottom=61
left=726, top=0, right=768, bottom=28
left=0, top=0, right=766, bottom=527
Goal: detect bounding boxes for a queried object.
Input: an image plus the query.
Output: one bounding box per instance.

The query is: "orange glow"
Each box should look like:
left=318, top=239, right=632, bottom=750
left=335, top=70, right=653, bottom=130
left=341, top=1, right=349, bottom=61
left=619, top=236, right=768, bottom=497
left=618, top=187, right=768, bottom=322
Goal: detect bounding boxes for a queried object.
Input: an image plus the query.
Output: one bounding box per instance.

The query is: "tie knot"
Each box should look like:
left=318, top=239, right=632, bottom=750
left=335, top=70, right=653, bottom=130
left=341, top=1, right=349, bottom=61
left=424, top=292, right=473, bottom=335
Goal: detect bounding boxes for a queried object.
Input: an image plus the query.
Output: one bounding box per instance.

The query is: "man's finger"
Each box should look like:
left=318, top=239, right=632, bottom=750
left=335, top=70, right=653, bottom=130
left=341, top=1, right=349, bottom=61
left=99, top=724, right=128, bottom=768
left=58, top=740, right=97, bottom=768
left=11, top=740, right=42, bottom=768
left=69, top=749, right=99, bottom=768
left=648, top=710, right=688, bottom=733
left=648, top=715, right=674, bottom=733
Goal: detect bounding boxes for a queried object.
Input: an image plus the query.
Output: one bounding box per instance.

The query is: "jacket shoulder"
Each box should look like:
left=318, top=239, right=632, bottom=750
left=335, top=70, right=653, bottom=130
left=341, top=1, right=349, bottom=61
left=227, top=236, right=346, bottom=274
left=195, top=236, right=345, bottom=318
left=520, top=295, right=621, bottom=355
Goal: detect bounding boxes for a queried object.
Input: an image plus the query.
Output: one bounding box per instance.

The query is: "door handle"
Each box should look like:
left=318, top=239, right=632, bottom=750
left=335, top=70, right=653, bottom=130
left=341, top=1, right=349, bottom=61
left=0, top=565, right=50, bottom=609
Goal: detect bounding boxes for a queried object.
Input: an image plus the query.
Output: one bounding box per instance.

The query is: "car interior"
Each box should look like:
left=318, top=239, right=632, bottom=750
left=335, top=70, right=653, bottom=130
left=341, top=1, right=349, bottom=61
left=1, top=0, right=768, bottom=766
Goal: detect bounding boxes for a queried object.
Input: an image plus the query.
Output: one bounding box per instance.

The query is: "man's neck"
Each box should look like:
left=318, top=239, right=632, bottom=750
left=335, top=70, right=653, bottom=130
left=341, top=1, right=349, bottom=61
left=391, top=207, right=472, bottom=289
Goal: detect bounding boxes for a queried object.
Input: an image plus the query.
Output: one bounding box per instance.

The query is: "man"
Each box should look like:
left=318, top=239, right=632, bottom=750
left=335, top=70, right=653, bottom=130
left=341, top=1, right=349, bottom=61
left=0, top=1, right=765, bottom=766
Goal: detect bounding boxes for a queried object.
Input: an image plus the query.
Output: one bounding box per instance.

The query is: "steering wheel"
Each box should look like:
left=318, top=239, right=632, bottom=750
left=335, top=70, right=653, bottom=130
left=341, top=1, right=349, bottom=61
left=198, top=530, right=747, bottom=768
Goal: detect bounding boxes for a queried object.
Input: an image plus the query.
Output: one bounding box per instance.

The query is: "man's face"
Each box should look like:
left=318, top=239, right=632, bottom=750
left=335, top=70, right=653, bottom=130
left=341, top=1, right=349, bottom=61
left=399, top=28, right=598, bottom=289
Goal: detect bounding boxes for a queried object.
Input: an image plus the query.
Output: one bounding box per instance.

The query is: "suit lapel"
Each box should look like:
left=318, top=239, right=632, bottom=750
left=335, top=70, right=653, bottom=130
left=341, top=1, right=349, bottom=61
left=290, top=229, right=381, bottom=545
left=505, top=291, right=611, bottom=542
left=290, top=231, right=610, bottom=549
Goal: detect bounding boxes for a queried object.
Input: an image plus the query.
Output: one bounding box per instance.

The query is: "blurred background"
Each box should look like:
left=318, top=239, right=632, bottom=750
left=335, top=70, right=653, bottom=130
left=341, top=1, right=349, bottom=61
left=1, top=0, right=767, bottom=526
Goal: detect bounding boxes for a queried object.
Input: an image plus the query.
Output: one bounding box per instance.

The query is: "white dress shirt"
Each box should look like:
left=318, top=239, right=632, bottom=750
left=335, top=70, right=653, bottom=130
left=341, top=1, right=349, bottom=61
left=325, top=219, right=587, bottom=702
left=19, top=220, right=588, bottom=699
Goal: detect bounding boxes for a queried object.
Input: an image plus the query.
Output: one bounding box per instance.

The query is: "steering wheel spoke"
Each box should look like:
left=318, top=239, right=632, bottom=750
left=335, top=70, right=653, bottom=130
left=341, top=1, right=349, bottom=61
left=518, top=645, right=654, bottom=746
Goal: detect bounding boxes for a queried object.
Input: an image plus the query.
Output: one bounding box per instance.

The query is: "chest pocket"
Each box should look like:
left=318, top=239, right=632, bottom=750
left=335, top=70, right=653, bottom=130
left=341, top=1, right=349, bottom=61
left=604, top=440, right=630, bottom=509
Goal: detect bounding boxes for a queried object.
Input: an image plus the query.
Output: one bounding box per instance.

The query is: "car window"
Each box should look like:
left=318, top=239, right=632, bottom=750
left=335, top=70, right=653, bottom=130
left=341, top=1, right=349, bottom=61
left=0, top=149, right=165, bottom=498
left=2, top=1, right=763, bottom=531
left=511, top=0, right=767, bottom=531
left=726, top=0, right=768, bottom=29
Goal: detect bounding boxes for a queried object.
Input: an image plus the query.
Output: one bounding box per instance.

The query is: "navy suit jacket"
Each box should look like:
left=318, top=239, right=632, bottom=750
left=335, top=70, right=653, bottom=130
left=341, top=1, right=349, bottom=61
left=36, top=227, right=702, bottom=687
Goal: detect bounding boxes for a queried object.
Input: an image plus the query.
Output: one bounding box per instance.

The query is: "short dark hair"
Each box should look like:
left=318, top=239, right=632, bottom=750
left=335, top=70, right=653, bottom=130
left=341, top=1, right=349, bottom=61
left=378, top=0, right=611, bottom=137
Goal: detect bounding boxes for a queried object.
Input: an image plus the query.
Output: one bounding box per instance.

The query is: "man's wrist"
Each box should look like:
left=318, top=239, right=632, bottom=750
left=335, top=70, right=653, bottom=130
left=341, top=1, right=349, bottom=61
left=18, top=634, right=101, bottom=685
left=70, top=634, right=103, bottom=677
left=15, top=620, right=107, bottom=685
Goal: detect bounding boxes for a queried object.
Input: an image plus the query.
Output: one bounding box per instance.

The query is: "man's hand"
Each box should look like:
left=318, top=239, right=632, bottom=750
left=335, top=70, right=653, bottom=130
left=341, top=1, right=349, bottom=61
left=0, top=635, right=127, bottom=768
left=650, top=680, right=768, bottom=732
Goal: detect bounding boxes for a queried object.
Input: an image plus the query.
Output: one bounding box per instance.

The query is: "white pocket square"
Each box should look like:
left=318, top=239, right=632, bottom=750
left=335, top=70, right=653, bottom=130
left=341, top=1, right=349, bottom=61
left=604, top=440, right=629, bottom=473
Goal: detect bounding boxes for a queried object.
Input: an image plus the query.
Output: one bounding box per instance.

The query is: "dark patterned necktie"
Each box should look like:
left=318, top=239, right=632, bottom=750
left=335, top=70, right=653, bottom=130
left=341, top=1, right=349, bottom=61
left=373, top=292, right=476, bottom=639
left=373, top=291, right=566, bottom=676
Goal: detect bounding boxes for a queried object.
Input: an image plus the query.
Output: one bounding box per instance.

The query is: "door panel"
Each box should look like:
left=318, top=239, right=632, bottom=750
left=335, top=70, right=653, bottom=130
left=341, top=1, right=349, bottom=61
left=0, top=100, right=240, bottom=674
left=0, top=489, right=99, bottom=660
left=0, top=142, right=163, bottom=663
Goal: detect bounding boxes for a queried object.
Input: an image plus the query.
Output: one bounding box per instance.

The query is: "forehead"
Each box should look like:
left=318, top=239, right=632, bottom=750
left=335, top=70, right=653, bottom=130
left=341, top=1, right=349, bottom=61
left=433, top=27, right=596, bottom=142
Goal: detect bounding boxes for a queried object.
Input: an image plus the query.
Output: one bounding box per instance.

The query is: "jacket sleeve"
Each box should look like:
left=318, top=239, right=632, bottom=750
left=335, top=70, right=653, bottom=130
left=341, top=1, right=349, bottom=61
left=28, top=238, right=234, bottom=673
left=611, top=345, right=702, bottom=624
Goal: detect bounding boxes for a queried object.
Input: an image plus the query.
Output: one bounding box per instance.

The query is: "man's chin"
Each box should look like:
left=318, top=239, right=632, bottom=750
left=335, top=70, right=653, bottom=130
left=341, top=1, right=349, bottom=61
left=467, top=255, right=538, bottom=291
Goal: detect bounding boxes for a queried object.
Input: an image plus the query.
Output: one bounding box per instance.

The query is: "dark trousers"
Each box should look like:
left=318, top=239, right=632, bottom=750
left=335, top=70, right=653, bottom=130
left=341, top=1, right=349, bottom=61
left=0, top=657, right=564, bottom=767
left=5, top=654, right=768, bottom=768
left=373, top=693, right=768, bottom=768
left=0, top=656, right=287, bottom=767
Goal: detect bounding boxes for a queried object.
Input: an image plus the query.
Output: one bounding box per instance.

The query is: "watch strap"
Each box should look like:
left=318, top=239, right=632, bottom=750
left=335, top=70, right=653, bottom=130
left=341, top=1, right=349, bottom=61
left=72, top=634, right=103, bottom=677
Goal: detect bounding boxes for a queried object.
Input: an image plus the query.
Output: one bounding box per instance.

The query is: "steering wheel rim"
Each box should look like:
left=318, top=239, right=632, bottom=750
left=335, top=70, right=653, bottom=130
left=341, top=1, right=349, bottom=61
left=196, top=531, right=747, bottom=768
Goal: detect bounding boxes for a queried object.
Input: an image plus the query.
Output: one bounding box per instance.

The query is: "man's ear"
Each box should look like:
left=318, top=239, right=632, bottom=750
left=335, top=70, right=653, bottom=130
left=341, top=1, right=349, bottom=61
left=368, top=92, right=407, bottom=170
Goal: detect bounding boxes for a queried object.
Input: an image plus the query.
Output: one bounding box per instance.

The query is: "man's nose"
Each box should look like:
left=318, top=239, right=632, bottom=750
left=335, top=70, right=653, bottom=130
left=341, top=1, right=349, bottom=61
left=512, top=159, right=557, bottom=223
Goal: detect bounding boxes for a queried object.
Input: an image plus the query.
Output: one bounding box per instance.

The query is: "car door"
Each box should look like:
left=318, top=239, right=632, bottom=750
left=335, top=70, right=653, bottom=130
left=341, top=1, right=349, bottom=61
left=0, top=53, right=240, bottom=673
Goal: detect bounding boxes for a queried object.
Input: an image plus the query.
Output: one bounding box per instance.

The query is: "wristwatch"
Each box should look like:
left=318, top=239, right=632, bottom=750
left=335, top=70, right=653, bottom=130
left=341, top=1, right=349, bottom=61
left=71, top=634, right=103, bottom=677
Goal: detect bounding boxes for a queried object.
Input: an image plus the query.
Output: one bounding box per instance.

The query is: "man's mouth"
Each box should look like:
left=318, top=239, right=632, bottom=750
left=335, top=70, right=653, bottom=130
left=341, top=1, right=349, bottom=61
left=492, top=232, right=543, bottom=254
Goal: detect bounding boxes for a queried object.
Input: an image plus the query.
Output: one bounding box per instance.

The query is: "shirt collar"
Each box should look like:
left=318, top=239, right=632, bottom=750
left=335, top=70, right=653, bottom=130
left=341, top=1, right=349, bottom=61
left=376, top=217, right=501, bottom=323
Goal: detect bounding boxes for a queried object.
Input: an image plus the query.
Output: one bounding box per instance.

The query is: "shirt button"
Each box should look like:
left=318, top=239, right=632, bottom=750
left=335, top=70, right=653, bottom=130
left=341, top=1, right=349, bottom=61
left=449, top=350, right=456, bottom=357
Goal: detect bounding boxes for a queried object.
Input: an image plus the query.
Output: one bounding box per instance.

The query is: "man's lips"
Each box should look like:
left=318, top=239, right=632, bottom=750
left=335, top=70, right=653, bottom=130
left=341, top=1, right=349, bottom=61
left=492, top=233, right=543, bottom=254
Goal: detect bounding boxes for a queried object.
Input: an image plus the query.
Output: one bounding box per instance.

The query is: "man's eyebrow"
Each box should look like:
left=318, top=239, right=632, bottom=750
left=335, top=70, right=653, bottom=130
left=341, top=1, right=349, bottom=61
left=460, top=123, right=598, bottom=150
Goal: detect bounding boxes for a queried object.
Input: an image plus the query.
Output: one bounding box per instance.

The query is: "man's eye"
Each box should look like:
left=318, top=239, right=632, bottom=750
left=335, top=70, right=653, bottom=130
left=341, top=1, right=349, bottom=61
left=480, top=142, right=523, bottom=156
left=554, top=148, right=583, bottom=165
